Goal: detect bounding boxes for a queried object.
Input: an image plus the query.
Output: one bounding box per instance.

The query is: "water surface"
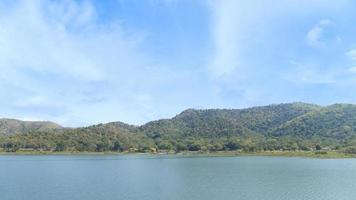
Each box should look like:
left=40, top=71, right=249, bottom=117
left=1, top=155, right=356, bottom=200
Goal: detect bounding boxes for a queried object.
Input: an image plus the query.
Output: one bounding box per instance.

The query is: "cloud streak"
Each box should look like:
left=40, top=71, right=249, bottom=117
left=0, top=0, right=172, bottom=126
left=1, top=0, right=356, bottom=126
left=0, top=0, right=220, bottom=126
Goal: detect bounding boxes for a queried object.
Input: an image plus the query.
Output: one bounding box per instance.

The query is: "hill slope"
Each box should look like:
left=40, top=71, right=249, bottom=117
left=0, top=118, right=62, bottom=135
left=139, top=103, right=320, bottom=138
left=271, top=104, right=356, bottom=139
left=2, top=102, right=356, bottom=152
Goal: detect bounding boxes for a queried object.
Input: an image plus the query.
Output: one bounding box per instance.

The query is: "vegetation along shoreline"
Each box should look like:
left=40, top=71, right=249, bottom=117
left=2, top=103, right=356, bottom=158
left=0, top=150, right=355, bottom=159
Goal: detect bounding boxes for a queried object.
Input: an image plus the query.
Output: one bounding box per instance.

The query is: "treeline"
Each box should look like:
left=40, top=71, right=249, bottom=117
left=0, top=130, right=351, bottom=153
left=2, top=103, right=356, bottom=154
left=0, top=129, right=153, bottom=152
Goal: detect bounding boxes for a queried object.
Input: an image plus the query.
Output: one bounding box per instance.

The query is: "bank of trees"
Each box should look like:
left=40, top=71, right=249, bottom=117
left=2, top=103, right=356, bottom=153
left=0, top=130, right=347, bottom=153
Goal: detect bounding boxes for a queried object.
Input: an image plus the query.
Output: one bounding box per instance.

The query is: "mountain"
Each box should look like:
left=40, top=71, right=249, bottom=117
left=2, top=102, right=356, bottom=152
left=0, top=118, right=62, bottom=135
left=139, top=103, right=320, bottom=138
left=271, top=104, right=356, bottom=139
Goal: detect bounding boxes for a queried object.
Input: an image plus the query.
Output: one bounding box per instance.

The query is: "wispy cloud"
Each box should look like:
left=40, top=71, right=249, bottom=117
left=285, top=59, right=356, bottom=86
left=346, top=49, right=356, bottom=75
left=0, top=0, right=223, bottom=126
left=208, top=0, right=348, bottom=78
left=1, top=0, right=356, bottom=125
left=285, top=65, right=336, bottom=84
left=208, top=0, right=242, bottom=77
left=207, top=0, right=353, bottom=107
left=346, top=49, right=356, bottom=61
left=0, top=1, right=109, bottom=81
left=348, top=67, right=356, bottom=73
left=0, top=0, right=176, bottom=126
left=306, top=19, right=340, bottom=47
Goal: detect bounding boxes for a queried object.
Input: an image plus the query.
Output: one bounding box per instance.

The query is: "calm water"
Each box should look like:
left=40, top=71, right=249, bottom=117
left=1, top=155, right=356, bottom=200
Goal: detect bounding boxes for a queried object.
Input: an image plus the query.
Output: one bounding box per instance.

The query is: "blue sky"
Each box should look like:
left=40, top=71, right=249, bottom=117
left=1, top=0, right=356, bottom=126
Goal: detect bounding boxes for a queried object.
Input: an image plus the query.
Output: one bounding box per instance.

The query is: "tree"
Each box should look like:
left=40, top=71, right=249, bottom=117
left=315, top=144, right=322, bottom=151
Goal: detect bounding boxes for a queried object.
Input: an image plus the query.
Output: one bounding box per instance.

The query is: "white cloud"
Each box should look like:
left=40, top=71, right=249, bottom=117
left=208, top=1, right=347, bottom=78
left=0, top=1, right=145, bottom=82
left=306, top=19, right=339, bottom=47
left=14, top=96, right=51, bottom=107
left=0, top=0, right=177, bottom=126
left=346, top=49, right=356, bottom=61
left=0, top=0, right=223, bottom=127
left=285, top=61, right=337, bottom=84
left=347, top=49, right=356, bottom=75
left=298, top=70, right=335, bottom=84
left=205, top=0, right=355, bottom=110
left=208, top=0, right=242, bottom=77
left=349, top=67, right=356, bottom=73
left=0, top=0, right=355, bottom=126
left=285, top=60, right=356, bottom=88
left=293, top=69, right=336, bottom=84
left=319, top=19, right=332, bottom=25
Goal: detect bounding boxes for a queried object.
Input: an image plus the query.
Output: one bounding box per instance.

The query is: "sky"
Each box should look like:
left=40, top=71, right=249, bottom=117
left=1, top=0, right=356, bottom=127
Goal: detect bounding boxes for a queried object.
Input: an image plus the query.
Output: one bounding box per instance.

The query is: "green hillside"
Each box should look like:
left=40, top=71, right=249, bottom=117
left=2, top=103, right=356, bottom=153
left=140, top=103, right=319, bottom=138
left=272, top=104, right=356, bottom=138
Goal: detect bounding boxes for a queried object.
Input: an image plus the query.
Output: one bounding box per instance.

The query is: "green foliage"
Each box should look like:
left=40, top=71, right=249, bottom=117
left=343, top=146, right=356, bottom=154
left=2, top=103, right=356, bottom=153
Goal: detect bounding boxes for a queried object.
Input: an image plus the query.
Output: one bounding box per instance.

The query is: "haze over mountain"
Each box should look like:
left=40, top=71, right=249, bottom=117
left=0, top=119, right=62, bottom=136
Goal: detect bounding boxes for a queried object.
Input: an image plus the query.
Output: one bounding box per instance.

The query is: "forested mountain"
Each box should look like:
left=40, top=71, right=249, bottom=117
left=140, top=102, right=320, bottom=138
left=2, top=103, right=356, bottom=153
left=272, top=104, right=356, bottom=138
left=0, top=119, right=62, bottom=135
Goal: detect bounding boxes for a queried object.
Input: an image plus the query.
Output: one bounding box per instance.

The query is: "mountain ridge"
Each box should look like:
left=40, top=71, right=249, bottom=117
left=0, top=118, right=62, bottom=136
left=2, top=102, right=356, bottom=153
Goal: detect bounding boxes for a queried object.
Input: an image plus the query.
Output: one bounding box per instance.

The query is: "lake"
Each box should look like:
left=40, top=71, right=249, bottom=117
left=0, top=155, right=356, bottom=200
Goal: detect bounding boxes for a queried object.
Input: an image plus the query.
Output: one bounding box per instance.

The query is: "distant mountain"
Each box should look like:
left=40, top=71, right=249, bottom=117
left=0, top=118, right=62, bottom=135
left=2, top=102, right=356, bottom=152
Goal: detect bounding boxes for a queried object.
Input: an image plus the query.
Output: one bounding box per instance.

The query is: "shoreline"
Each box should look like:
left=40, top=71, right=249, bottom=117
left=0, top=150, right=355, bottom=158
